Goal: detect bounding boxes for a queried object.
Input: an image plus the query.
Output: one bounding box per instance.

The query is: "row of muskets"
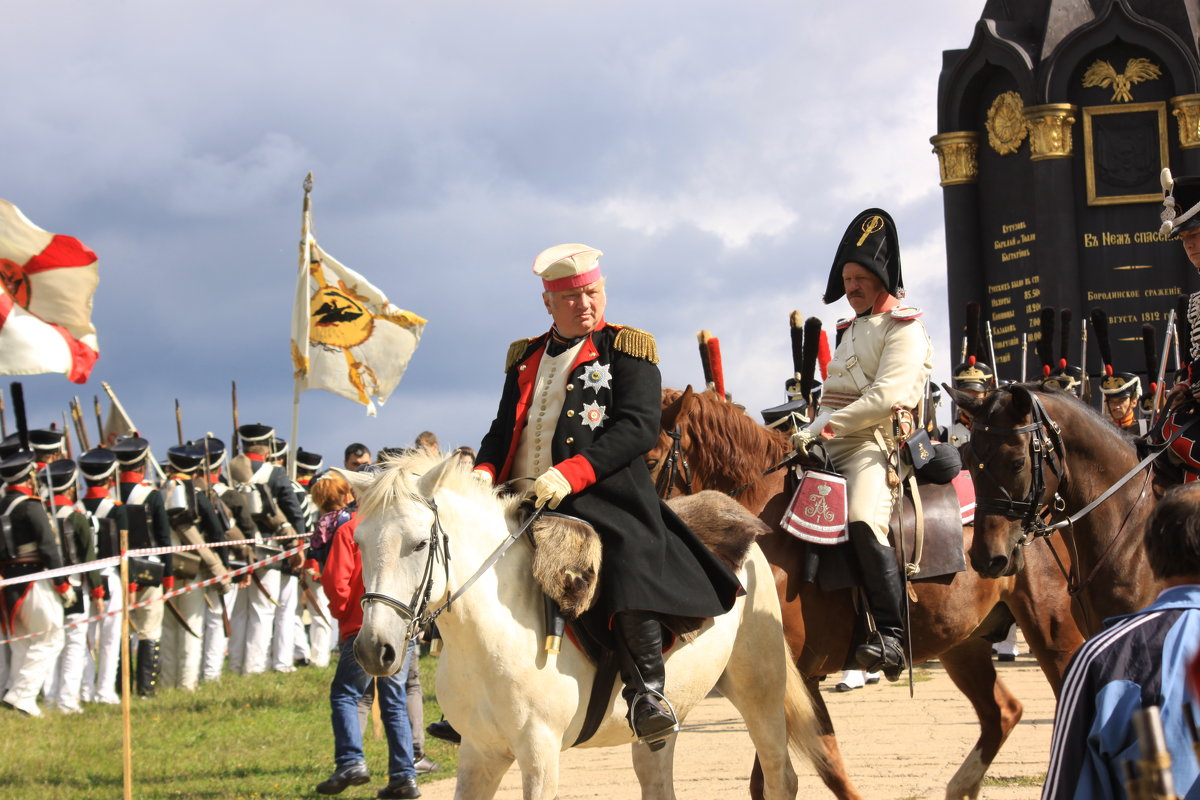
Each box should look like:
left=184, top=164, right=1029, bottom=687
left=959, top=299, right=1188, bottom=414
left=1122, top=704, right=1200, bottom=800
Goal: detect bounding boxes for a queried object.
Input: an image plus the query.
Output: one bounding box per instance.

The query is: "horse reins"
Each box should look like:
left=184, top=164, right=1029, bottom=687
left=654, top=426, right=693, bottom=498
left=360, top=495, right=547, bottom=642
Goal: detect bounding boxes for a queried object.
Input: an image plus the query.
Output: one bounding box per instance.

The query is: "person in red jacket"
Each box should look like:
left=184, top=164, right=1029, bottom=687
left=318, top=504, right=419, bottom=799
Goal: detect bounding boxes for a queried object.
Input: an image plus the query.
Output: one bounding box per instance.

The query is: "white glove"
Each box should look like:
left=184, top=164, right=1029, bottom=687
left=532, top=467, right=572, bottom=509
left=471, top=469, right=493, bottom=488
left=791, top=428, right=818, bottom=456
left=59, top=587, right=78, bottom=608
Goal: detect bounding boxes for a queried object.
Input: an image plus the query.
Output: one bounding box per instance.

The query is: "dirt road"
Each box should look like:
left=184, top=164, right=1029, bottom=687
left=417, top=656, right=1056, bottom=799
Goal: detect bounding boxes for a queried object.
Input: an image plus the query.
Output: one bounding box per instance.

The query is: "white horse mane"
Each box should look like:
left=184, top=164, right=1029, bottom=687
left=351, top=450, right=520, bottom=525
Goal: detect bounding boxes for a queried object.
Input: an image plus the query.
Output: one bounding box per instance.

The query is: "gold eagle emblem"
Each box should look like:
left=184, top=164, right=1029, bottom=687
left=1081, top=58, right=1162, bottom=103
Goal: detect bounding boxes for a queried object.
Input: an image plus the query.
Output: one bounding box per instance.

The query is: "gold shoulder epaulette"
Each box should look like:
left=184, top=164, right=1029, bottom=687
left=612, top=325, right=659, bottom=364
left=505, top=338, right=534, bottom=372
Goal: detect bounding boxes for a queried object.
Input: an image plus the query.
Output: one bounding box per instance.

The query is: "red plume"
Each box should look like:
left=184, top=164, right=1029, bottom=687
left=706, top=336, right=725, bottom=399
left=817, top=330, right=831, bottom=380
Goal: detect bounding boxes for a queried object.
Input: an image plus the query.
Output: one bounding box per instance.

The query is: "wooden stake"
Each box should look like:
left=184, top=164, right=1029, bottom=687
left=120, top=528, right=133, bottom=800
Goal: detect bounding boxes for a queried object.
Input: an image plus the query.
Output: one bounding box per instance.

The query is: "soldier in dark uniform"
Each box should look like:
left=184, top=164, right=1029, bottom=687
left=0, top=450, right=75, bottom=716
left=79, top=448, right=124, bottom=704
left=292, top=448, right=332, bottom=670
left=111, top=436, right=172, bottom=698
left=473, top=243, right=742, bottom=749
left=42, top=460, right=104, bottom=713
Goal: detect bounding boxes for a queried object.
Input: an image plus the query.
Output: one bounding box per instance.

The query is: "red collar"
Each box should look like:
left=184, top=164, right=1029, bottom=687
left=298, top=477, right=311, bottom=486
left=246, top=453, right=266, bottom=463
left=6, top=485, right=33, bottom=497
left=119, top=471, right=144, bottom=484
left=85, top=486, right=111, bottom=500
left=869, top=293, right=899, bottom=316
left=52, top=495, right=74, bottom=507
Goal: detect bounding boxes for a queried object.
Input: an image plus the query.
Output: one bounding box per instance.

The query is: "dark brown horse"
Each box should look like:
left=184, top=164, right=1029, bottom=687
left=648, top=386, right=1085, bottom=800
left=953, top=383, right=1161, bottom=632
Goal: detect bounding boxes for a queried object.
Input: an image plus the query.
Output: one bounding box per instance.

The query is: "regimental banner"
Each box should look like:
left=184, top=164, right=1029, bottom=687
left=934, top=4, right=1200, bottom=384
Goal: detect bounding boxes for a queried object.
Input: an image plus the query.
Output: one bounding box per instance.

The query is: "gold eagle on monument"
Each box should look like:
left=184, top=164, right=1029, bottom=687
left=1081, top=57, right=1161, bottom=103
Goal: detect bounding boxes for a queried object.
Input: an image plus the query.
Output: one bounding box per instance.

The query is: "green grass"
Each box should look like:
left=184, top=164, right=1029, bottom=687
left=0, top=653, right=457, bottom=800
left=981, top=772, right=1046, bottom=787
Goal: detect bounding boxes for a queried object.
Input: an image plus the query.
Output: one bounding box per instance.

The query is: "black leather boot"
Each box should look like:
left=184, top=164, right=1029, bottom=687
left=136, top=638, right=160, bottom=698
left=613, top=611, right=678, bottom=751
left=848, top=522, right=906, bottom=681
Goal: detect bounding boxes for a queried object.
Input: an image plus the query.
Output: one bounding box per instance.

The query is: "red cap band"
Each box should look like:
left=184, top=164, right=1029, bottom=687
left=542, top=266, right=601, bottom=293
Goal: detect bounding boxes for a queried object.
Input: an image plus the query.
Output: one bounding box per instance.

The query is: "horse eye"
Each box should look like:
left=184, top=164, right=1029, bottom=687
left=1012, top=458, right=1026, bottom=473
left=646, top=458, right=658, bottom=469
left=413, top=540, right=429, bottom=552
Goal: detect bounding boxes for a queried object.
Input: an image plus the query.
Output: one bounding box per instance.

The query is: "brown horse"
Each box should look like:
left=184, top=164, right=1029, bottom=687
left=648, top=386, right=1085, bottom=800
left=952, top=383, right=1161, bottom=632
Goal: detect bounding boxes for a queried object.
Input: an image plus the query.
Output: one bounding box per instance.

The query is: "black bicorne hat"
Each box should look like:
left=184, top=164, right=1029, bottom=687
left=0, top=450, right=37, bottom=484
left=79, top=448, right=118, bottom=481
left=41, top=459, right=79, bottom=492
left=1161, top=171, right=1200, bottom=237
left=823, top=208, right=903, bottom=304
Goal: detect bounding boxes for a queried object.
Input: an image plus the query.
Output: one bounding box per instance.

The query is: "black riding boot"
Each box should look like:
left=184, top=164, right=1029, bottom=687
left=136, top=638, right=160, bottom=698
left=613, top=611, right=678, bottom=751
left=848, top=522, right=906, bottom=681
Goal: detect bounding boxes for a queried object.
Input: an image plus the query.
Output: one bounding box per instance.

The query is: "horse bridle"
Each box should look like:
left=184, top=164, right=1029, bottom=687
left=359, top=494, right=547, bottom=643
left=654, top=425, right=693, bottom=499
left=970, top=392, right=1069, bottom=542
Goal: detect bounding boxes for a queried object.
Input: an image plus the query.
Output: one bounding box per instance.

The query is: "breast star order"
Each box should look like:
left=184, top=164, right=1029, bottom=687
left=581, top=400, right=608, bottom=430
left=579, top=361, right=613, bottom=392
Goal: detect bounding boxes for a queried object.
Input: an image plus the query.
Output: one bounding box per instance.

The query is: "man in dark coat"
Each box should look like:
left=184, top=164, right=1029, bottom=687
left=473, top=243, right=742, bottom=750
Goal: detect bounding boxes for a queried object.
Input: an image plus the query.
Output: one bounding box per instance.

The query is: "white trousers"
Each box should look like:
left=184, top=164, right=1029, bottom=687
left=293, top=579, right=333, bottom=667
left=825, top=432, right=903, bottom=546
left=47, top=595, right=91, bottom=711
left=993, top=623, right=1021, bottom=657
left=84, top=573, right=122, bottom=703
left=228, top=569, right=279, bottom=675
left=201, top=586, right=235, bottom=683
left=269, top=572, right=298, bottom=672
left=161, top=579, right=205, bottom=690
left=3, top=581, right=65, bottom=716
left=130, top=584, right=164, bottom=641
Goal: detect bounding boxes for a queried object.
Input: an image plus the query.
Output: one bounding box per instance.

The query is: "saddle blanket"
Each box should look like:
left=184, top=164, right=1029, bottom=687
left=952, top=470, right=976, bottom=525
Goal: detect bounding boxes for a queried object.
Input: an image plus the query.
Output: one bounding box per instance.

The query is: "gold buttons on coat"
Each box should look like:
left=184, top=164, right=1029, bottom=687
left=566, top=384, right=574, bottom=391
left=566, top=437, right=574, bottom=444
left=566, top=410, right=575, bottom=417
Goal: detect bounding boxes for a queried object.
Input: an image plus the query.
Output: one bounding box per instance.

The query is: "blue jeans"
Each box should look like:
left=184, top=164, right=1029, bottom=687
left=330, top=636, right=416, bottom=779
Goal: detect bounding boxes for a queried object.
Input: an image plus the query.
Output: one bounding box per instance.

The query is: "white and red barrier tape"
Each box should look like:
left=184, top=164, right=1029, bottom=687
left=0, top=543, right=306, bottom=645
left=0, top=531, right=311, bottom=589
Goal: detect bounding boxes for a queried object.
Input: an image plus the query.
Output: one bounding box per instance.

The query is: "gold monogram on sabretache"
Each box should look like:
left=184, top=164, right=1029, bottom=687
left=803, top=491, right=835, bottom=523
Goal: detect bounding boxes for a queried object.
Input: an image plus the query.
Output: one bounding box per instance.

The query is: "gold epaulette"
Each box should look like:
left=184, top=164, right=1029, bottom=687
left=505, top=338, right=534, bottom=372
left=612, top=325, right=659, bottom=364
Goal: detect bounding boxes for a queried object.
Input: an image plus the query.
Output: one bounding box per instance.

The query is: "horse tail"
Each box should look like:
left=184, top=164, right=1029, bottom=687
left=781, top=641, right=828, bottom=774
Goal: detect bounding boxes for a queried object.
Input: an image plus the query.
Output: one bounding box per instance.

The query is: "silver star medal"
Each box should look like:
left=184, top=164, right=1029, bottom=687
left=579, top=361, right=613, bottom=392
left=581, top=400, right=608, bottom=430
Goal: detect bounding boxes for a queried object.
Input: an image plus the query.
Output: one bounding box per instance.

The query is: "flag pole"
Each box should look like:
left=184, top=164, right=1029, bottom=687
left=101, top=381, right=166, bottom=483
left=289, top=172, right=314, bottom=482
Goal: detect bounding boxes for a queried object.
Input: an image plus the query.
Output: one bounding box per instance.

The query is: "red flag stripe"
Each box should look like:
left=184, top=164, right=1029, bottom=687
left=0, top=291, right=98, bottom=383
left=23, top=234, right=97, bottom=274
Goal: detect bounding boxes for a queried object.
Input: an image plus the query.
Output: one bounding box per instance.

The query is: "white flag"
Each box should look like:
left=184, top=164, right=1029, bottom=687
left=291, top=236, right=426, bottom=415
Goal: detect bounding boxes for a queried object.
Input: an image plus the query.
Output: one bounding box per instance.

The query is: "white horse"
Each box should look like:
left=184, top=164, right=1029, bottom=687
left=342, top=452, right=824, bottom=800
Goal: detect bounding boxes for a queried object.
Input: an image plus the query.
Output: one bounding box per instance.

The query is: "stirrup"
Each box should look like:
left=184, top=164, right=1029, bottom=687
left=628, top=689, right=680, bottom=751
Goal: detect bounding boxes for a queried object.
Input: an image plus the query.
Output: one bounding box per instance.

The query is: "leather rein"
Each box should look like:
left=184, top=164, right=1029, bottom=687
left=359, top=494, right=546, bottom=643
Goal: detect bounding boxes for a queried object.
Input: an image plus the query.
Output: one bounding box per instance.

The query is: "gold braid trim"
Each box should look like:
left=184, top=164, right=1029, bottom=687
left=612, top=325, right=659, bottom=364
left=505, top=338, right=534, bottom=372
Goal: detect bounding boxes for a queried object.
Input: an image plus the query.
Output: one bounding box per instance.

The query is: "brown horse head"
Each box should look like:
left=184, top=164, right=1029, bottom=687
left=648, top=385, right=701, bottom=497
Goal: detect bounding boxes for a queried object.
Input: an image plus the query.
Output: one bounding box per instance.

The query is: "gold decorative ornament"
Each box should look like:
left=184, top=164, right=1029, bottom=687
left=1081, top=58, right=1162, bottom=103
left=930, top=131, right=979, bottom=186
left=986, top=91, right=1028, bottom=155
left=1171, top=94, right=1200, bottom=149
left=856, top=215, right=885, bottom=246
left=1024, top=104, right=1077, bottom=160
left=613, top=325, right=659, bottom=363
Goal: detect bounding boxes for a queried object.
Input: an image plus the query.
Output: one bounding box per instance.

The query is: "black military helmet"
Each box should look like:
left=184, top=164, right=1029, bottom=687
left=191, top=436, right=226, bottom=470
left=270, top=437, right=288, bottom=460
left=823, top=208, right=903, bottom=304
left=0, top=449, right=37, bottom=484
left=296, top=448, right=323, bottom=473
left=41, top=459, right=79, bottom=493
left=79, top=448, right=118, bottom=482
left=952, top=356, right=995, bottom=393
left=0, top=433, right=21, bottom=460
left=1044, top=364, right=1085, bottom=396
left=110, top=436, right=150, bottom=466
left=237, top=423, right=275, bottom=446
left=1099, top=368, right=1141, bottom=401
left=29, top=428, right=65, bottom=457
left=166, top=443, right=205, bottom=474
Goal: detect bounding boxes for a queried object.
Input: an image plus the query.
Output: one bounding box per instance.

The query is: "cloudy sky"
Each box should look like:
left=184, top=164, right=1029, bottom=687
left=6, top=1, right=985, bottom=465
